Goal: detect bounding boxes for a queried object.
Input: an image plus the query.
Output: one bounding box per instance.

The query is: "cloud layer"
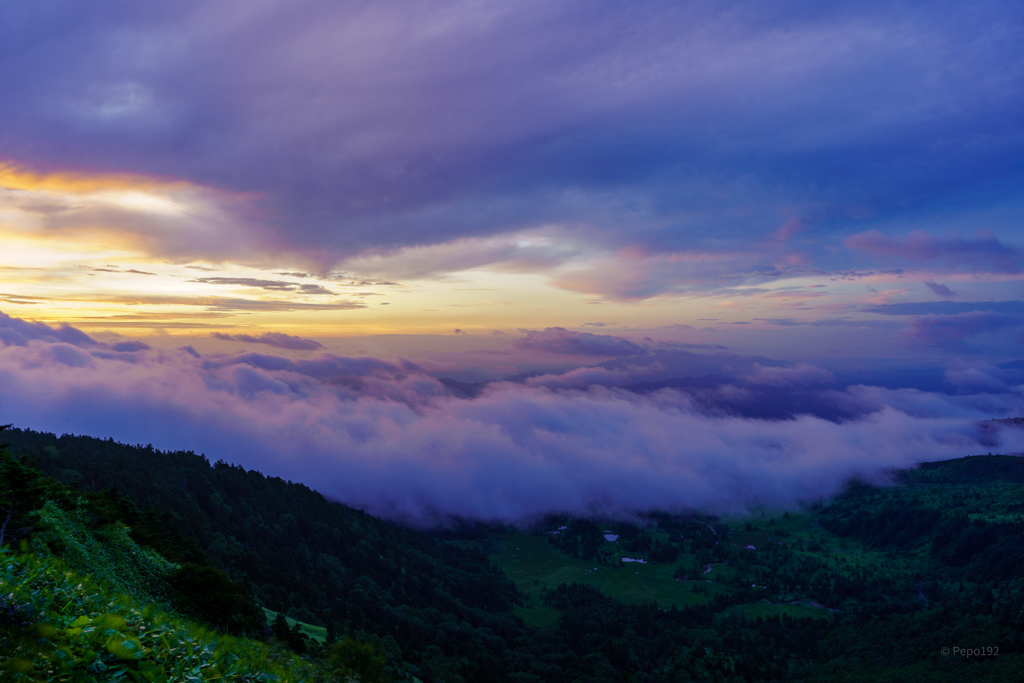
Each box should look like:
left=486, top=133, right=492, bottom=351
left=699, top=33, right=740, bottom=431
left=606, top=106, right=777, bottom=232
left=1, top=1, right=1022, bottom=294
left=2, top=311, right=1023, bottom=523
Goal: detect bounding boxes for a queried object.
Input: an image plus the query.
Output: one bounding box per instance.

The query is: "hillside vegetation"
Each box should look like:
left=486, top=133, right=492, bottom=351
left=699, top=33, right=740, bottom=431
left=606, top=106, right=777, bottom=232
left=4, top=426, right=1024, bottom=681
left=1, top=549, right=319, bottom=682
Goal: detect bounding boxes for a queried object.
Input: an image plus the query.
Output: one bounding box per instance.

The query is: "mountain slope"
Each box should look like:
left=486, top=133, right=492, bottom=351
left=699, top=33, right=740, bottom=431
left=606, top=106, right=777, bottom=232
left=6, top=427, right=1024, bottom=682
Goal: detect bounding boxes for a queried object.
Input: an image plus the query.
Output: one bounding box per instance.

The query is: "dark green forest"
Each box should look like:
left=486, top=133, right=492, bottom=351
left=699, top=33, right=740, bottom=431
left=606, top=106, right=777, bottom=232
left=3, top=425, right=1024, bottom=682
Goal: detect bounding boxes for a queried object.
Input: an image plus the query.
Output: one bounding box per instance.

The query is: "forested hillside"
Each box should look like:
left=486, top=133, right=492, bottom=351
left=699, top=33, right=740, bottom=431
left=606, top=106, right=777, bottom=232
left=3, top=427, right=526, bottom=681
left=4, top=426, right=1024, bottom=682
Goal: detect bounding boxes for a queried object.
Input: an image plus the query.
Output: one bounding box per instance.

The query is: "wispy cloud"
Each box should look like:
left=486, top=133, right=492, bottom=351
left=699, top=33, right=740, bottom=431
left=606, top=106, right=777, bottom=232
left=513, top=327, right=644, bottom=356
left=923, top=280, right=958, bottom=299
left=865, top=301, right=1024, bottom=316
left=189, top=277, right=336, bottom=295
left=69, top=295, right=365, bottom=313
left=846, top=231, right=1024, bottom=273
left=211, top=332, right=323, bottom=351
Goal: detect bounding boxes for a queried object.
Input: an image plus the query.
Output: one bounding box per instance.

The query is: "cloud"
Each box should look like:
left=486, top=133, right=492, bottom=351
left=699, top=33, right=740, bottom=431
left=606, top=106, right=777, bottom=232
left=866, top=301, right=1024, bottom=316
left=77, top=295, right=364, bottom=312
left=923, top=280, right=957, bottom=299
left=0, top=1, right=1020, bottom=281
left=658, top=342, right=730, bottom=350
left=2, top=311, right=1024, bottom=523
left=190, top=277, right=335, bottom=295
left=204, top=351, right=420, bottom=383
left=756, top=317, right=900, bottom=329
left=943, top=360, right=1015, bottom=390
left=899, top=313, right=1024, bottom=353
left=523, top=367, right=630, bottom=390
left=190, top=277, right=302, bottom=291
left=86, top=266, right=157, bottom=276
left=846, top=231, right=1024, bottom=273
left=743, top=363, right=834, bottom=387
left=0, top=163, right=278, bottom=264
left=299, top=284, right=334, bottom=295
left=335, top=232, right=580, bottom=280
left=0, top=311, right=97, bottom=347
left=548, top=247, right=821, bottom=301
left=513, top=327, right=644, bottom=356
left=595, top=348, right=785, bottom=380
left=211, top=332, right=323, bottom=351
left=109, top=341, right=151, bottom=353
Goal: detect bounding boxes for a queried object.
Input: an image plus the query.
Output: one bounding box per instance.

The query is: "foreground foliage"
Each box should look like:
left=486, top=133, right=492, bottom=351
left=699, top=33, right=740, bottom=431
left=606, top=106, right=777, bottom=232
left=0, top=548, right=318, bottom=682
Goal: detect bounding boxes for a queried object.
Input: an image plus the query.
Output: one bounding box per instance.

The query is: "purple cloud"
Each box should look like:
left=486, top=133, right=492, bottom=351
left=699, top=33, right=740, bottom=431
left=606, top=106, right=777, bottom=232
left=0, top=311, right=97, bottom=347
left=192, top=278, right=335, bottom=296
left=923, top=280, right=957, bottom=299
left=900, top=313, right=1024, bottom=353
left=212, top=332, right=323, bottom=351
left=514, top=327, right=644, bottom=356
left=207, top=352, right=419, bottom=383
left=846, top=231, right=1024, bottom=273
left=743, top=363, right=834, bottom=387
left=0, top=1, right=1020, bottom=283
left=866, top=301, right=1024, bottom=316
left=943, top=361, right=1013, bottom=390
left=110, top=341, right=151, bottom=353
left=1, top=310, right=1024, bottom=522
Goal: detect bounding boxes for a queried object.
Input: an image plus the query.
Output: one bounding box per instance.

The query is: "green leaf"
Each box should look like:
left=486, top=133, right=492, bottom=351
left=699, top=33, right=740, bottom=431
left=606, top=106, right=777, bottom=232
left=94, top=613, right=128, bottom=631
left=106, top=636, right=145, bottom=660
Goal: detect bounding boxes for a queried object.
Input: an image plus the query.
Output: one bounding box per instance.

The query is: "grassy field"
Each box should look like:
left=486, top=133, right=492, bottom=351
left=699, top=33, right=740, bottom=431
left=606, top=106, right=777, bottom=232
left=262, top=607, right=327, bottom=643
left=487, top=508, right=899, bottom=628
left=490, top=528, right=731, bottom=628
left=723, top=509, right=925, bottom=570
left=487, top=459, right=1024, bottom=629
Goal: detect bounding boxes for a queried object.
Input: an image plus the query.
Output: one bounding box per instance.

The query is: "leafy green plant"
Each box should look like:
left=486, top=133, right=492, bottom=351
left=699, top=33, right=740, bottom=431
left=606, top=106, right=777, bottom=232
left=0, top=548, right=320, bottom=682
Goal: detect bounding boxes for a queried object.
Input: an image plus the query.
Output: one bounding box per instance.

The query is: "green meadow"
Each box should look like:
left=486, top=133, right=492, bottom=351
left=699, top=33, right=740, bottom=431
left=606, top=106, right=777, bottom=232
left=489, top=529, right=721, bottom=627
left=487, top=513, right=843, bottom=628
left=262, top=607, right=327, bottom=643
left=488, top=500, right=951, bottom=628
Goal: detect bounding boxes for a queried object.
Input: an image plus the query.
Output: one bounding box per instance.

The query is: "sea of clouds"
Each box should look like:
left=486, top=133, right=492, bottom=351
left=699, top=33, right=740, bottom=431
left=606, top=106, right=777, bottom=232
left=2, top=312, right=1024, bottom=524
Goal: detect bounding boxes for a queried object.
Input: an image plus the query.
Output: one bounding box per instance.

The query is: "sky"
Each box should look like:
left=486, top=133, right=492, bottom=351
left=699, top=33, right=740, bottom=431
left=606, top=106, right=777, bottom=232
left=1, top=1, right=1023, bottom=522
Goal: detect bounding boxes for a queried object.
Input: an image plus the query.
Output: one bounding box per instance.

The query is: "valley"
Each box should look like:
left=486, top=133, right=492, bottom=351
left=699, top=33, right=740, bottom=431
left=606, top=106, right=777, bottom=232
left=4, top=426, right=1024, bottom=682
